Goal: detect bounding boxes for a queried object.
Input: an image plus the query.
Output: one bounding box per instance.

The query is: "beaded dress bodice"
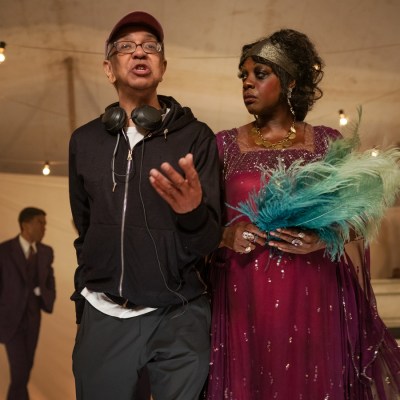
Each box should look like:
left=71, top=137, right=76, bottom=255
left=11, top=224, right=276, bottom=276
left=217, top=126, right=340, bottom=224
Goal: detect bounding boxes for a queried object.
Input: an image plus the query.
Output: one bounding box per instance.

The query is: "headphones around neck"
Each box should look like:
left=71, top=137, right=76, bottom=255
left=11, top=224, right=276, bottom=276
left=101, top=103, right=165, bottom=134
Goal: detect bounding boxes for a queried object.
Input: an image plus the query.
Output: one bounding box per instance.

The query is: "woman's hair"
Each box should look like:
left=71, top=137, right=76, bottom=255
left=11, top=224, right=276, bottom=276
left=239, top=29, right=324, bottom=121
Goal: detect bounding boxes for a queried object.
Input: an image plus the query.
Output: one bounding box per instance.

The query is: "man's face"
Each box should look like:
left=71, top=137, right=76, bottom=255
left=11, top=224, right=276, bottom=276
left=22, top=215, right=46, bottom=243
left=103, top=27, right=167, bottom=94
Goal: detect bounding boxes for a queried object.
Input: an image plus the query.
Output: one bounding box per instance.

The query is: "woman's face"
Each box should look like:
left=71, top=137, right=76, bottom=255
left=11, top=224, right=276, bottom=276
left=239, top=57, right=282, bottom=116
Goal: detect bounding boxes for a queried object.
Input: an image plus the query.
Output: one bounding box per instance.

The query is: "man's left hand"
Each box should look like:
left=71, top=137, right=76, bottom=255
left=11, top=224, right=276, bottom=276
left=149, top=153, right=202, bottom=214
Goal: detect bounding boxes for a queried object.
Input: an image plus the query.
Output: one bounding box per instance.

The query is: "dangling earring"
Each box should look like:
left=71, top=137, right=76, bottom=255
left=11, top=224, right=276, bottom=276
left=287, top=87, right=296, bottom=120
left=285, top=87, right=297, bottom=145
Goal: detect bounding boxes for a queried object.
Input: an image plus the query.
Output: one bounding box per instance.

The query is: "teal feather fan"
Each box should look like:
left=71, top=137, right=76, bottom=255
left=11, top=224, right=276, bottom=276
left=231, top=111, right=400, bottom=260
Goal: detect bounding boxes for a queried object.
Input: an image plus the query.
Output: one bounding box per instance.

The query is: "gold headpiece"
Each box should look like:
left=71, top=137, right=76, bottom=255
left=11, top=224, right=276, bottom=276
left=240, top=40, right=297, bottom=78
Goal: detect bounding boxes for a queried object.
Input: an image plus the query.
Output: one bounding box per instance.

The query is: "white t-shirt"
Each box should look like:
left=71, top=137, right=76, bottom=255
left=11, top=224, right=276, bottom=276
left=82, top=288, right=156, bottom=318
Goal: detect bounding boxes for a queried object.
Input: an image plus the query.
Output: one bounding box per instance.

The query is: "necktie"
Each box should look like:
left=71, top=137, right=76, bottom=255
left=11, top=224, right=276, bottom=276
left=28, top=245, right=35, bottom=261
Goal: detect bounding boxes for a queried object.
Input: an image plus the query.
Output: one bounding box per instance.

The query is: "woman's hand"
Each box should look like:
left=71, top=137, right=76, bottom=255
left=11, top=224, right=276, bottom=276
left=268, top=227, right=325, bottom=254
left=220, top=221, right=267, bottom=253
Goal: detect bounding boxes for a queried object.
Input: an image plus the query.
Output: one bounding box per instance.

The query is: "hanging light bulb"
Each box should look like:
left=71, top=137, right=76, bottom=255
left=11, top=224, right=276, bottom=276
left=42, top=161, right=50, bottom=176
left=338, top=109, right=348, bottom=126
left=371, top=147, right=379, bottom=157
left=0, top=42, right=6, bottom=64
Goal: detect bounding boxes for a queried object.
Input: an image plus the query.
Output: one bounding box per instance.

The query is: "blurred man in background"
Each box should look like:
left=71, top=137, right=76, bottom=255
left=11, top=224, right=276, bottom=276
left=0, top=207, right=56, bottom=400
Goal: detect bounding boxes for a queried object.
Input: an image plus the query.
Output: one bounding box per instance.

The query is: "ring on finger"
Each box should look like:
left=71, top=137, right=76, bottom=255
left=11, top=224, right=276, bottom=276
left=298, top=232, right=306, bottom=239
left=244, top=246, right=252, bottom=253
left=291, top=238, right=303, bottom=247
left=242, top=231, right=255, bottom=241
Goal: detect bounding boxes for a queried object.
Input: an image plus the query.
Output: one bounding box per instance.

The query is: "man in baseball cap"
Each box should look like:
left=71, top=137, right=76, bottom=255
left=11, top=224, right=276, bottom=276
left=104, top=11, right=164, bottom=58
left=107, top=11, right=164, bottom=43
left=69, top=10, right=221, bottom=400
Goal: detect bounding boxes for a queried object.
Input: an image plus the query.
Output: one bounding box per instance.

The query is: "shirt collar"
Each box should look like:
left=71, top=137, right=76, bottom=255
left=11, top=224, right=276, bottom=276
left=19, top=235, right=37, bottom=258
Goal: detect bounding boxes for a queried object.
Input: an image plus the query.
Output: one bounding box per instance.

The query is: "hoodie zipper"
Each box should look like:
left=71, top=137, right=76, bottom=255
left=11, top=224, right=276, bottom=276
left=118, top=148, right=132, bottom=297
left=116, top=111, right=170, bottom=297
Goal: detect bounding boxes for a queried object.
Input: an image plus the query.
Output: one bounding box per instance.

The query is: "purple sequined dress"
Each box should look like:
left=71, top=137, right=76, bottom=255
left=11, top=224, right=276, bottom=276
left=206, top=126, right=400, bottom=400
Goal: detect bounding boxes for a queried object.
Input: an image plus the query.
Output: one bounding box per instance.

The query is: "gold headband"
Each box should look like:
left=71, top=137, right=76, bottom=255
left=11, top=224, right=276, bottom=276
left=241, top=40, right=297, bottom=78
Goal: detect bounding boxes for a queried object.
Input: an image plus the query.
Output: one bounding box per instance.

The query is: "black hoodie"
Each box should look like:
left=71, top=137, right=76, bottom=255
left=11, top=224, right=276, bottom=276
left=69, top=96, right=221, bottom=323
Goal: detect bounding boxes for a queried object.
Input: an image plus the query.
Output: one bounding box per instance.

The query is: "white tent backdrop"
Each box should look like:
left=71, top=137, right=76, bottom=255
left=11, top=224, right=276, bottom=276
left=1, top=0, right=400, bottom=176
left=0, top=172, right=399, bottom=399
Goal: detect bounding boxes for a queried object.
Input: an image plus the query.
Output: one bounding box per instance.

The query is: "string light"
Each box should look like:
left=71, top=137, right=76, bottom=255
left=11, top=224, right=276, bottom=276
left=0, top=42, right=6, bottom=64
left=42, top=161, right=50, bottom=176
left=338, top=109, right=348, bottom=126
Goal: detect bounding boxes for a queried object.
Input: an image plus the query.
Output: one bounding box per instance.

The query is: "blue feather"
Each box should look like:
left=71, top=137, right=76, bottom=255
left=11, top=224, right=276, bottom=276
left=230, top=110, right=400, bottom=260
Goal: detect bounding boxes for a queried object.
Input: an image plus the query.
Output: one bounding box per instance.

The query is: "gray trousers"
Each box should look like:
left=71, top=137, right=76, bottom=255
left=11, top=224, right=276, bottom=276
left=73, top=296, right=211, bottom=400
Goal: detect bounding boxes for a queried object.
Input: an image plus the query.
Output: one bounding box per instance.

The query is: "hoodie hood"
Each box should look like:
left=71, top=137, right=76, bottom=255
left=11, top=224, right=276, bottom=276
left=153, top=95, right=197, bottom=137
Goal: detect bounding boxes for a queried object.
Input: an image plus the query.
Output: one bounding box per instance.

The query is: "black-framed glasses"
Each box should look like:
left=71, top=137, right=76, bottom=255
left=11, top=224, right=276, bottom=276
left=108, top=41, right=162, bottom=57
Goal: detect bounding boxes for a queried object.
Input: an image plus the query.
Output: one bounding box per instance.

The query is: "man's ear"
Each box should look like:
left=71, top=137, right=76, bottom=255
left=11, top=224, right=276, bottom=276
left=103, top=60, right=116, bottom=84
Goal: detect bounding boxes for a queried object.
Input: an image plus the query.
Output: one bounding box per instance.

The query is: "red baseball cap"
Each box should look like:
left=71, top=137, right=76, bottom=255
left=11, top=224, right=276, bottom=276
left=106, top=11, right=164, bottom=44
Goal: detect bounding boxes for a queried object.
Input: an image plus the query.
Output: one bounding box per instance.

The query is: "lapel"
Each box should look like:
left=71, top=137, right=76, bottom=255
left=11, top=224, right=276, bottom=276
left=10, top=236, right=28, bottom=282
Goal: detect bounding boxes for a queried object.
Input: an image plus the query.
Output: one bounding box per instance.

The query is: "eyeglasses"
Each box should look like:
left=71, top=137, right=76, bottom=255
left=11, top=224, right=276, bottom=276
left=108, top=41, right=162, bottom=57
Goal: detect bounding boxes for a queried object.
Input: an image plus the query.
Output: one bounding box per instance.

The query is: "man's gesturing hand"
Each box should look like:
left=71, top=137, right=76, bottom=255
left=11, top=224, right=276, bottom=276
left=149, top=153, right=202, bottom=214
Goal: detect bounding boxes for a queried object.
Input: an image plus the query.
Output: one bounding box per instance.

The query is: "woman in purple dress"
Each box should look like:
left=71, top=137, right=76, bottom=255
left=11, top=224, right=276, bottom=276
left=206, top=29, right=400, bottom=400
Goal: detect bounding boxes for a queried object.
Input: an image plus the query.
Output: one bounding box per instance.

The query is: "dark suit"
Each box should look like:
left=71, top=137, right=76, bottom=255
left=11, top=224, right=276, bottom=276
left=0, top=236, right=56, bottom=400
